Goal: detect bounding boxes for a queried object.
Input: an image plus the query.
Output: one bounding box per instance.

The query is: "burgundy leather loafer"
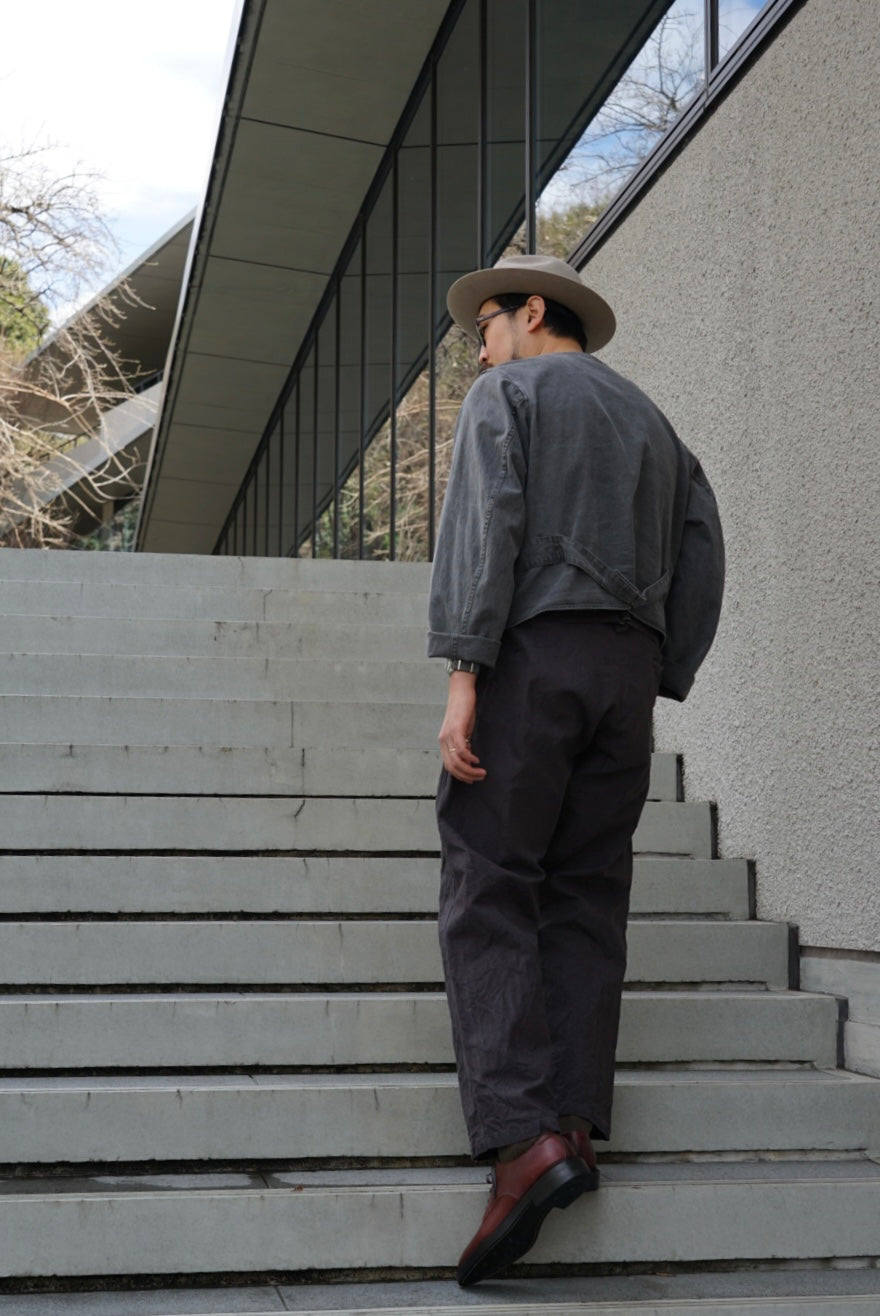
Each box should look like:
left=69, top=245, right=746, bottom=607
left=456, top=1131, right=593, bottom=1287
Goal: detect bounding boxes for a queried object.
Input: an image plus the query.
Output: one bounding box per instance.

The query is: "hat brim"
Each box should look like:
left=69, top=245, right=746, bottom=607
left=447, top=266, right=616, bottom=354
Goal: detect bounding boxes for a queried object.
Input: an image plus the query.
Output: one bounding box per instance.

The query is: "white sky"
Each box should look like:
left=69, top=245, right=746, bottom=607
left=0, top=0, right=242, bottom=287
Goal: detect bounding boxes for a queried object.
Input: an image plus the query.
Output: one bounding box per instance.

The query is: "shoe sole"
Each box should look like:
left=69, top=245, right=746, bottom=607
left=457, top=1157, right=599, bottom=1287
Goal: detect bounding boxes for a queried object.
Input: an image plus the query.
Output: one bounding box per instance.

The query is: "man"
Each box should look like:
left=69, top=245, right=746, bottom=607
left=427, top=253, right=724, bottom=1286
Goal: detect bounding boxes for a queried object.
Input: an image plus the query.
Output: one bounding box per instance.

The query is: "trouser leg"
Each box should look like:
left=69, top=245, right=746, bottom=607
left=436, top=612, right=660, bottom=1161
left=538, top=659, right=659, bottom=1138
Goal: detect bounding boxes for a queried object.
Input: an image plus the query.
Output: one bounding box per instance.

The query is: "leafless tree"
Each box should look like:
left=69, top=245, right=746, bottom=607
left=555, top=9, right=704, bottom=207
left=0, top=143, right=143, bottom=548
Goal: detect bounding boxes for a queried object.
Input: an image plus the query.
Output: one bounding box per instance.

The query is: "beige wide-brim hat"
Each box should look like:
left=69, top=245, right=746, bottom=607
left=447, top=253, right=616, bottom=354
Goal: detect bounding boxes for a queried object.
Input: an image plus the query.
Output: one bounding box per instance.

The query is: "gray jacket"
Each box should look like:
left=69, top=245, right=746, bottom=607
left=427, top=351, right=724, bottom=701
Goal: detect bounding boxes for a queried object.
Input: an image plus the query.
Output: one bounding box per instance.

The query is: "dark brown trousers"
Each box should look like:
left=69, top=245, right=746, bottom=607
left=436, top=610, right=662, bottom=1161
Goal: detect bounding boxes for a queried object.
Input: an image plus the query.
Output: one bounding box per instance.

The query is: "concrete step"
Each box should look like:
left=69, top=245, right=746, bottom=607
left=0, top=653, right=448, bottom=703
left=5, top=1273, right=880, bottom=1314
left=1, top=1159, right=879, bottom=1279
left=5, top=1277, right=880, bottom=1316
left=0, top=695, right=439, bottom=749
left=0, top=795, right=714, bottom=856
left=0, top=580, right=429, bottom=625
left=0, top=693, right=298, bottom=748
left=0, top=855, right=746, bottom=917
left=0, top=920, right=791, bottom=989
left=0, top=741, right=441, bottom=798
left=0, top=741, right=679, bottom=800
left=1, top=1069, right=876, bottom=1164
left=0, top=548, right=432, bottom=593
left=10, top=690, right=686, bottom=752
left=1, top=614, right=429, bottom=661
left=0, top=991, right=839, bottom=1071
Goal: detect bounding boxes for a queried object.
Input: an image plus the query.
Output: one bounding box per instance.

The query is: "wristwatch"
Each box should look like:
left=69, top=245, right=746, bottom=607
left=446, top=658, right=481, bottom=675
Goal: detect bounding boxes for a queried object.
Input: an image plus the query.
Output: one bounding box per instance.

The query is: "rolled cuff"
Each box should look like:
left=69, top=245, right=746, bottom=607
left=426, top=629, right=501, bottom=669
left=658, top=657, right=695, bottom=703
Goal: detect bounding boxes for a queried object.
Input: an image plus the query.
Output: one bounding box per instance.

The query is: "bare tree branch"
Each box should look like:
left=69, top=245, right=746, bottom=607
left=555, top=11, right=704, bottom=205
left=0, top=144, right=147, bottom=548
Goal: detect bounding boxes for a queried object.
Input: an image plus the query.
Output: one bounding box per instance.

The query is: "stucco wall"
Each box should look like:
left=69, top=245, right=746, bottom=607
left=584, top=0, right=879, bottom=951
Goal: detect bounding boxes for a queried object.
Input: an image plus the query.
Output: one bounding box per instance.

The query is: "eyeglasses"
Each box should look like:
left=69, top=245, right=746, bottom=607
left=474, top=305, right=518, bottom=346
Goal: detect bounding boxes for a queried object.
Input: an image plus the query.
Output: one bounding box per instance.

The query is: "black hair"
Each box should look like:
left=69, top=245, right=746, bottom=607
left=494, top=292, right=588, bottom=352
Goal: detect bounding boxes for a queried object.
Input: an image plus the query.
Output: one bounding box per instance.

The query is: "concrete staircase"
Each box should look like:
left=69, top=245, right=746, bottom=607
left=1, top=548, right=879, bottom=1316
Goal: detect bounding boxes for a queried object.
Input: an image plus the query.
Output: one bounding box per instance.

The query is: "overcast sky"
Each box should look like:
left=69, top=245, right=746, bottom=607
left=1, top=0, right=242, bottom=286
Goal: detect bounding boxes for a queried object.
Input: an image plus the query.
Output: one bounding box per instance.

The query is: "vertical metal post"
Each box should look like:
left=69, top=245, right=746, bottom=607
left=277, top=409, right=285, bottom=557
left=250, top=475, right=258, bottom=557
left=333, top=287, right=342, bottom=559
left=705, top=0, right=719, bottom=80
left=525, top=0, right=537, bottom=253
left=389, top=156, right=399, bottom=561
left=477, top=0, right=488, bottom=265
left=311, top=336, right=320, bottom=558
left=263, top=444, right=270, bottom=558
left=359, top=223, right=367, bottom=559
left=428, top=62, right=438, bottom=559
left=293, top=385, right=301, bottom=556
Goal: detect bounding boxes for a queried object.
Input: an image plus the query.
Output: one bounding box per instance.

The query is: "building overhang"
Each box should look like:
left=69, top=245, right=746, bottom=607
left=138, top=0, right=674, bottom=555
left=138, top=0, right=450, bottom=554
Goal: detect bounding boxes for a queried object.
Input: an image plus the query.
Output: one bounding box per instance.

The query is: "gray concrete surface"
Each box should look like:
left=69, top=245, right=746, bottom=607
left=0, top=746, right=676, bottom=803
left=585, top=0, right=880, bottom=954
left=0, top=1068, right=876, bottom=1164
left=0, top=580, right=427, bottom=626
left=0, top=795, right=714, bottom=856
left=0, top=550, right=875, bottom=1295
left=0, top=991, right=838, bottom=1070
left=5, top=1272, right=880, bottom=1314
left=801, top=954, right=880, bottom=1078
left=0, top=550, right=431, bottom=592
left=1, top=613, right=428, bottom=661
left=1, top=1161, right=879, bottom=1276
left=0, top=653, right=447, bottom=703
left=0, top=853, right=744, bottom=917
left=0, top=919, right=790, bottom=988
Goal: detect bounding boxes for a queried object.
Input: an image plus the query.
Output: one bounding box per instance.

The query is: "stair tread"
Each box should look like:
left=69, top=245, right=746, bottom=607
left=0, top=1066, right=869, bottom=1092
left=3, top=1157, right=880, bottom=1195
left=0, top=550, right=875, bottom=1290
left=2, top=1161, right=880, bottom=1277
left=4, top=1273, right=880, bottom=1315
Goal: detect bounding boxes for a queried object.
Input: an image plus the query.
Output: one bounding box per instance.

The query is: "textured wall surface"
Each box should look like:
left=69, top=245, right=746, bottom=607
left=585, top=0, right=879, bottom=950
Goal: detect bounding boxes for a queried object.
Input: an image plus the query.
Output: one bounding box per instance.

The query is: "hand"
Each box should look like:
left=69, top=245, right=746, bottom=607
left=438, top=672, right=487, bottom=784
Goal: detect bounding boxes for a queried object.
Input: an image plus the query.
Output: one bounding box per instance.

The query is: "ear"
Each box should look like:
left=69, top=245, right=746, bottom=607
left=524, top=295, right=547, bottom=332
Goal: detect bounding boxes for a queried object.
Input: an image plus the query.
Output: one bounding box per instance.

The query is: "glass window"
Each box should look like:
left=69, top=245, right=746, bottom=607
left=396, top=97, right=431, bottom=412
left=296, top=346, right=316, bottom=556
left=535, top=0, right=705, bottom=254
left=485, top=0, right=527, bottom=263
left=314, top=305, right=338, bottom=556
left=337, top=241, right=363, bottom=558
left=364, top=170, right=394, bottom=446
left=435, top=0, right=480, bottom=331
left=718, top=0, right=771, bottom=61
left=232, top=501, right=242, bottom=557
left=265, top=421, right=281, bottom=556
left=253, top=446, right=269, bottom=557
left=246, top=462, right=260, bottom=557
left=362, top=172, right=394, bottom=556
left=279, top=387, right=298, bottom=557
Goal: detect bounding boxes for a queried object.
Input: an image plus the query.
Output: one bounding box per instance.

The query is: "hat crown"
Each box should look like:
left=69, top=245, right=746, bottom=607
left=493, top=253, right=582, bottom=284
left=446, top=252, right=616, bottom=353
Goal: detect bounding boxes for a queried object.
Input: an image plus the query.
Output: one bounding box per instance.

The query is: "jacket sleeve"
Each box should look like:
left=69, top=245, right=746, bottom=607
left=427, top=372, right=528, bottom=668
left=659, top=457, right=725, bottom=701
